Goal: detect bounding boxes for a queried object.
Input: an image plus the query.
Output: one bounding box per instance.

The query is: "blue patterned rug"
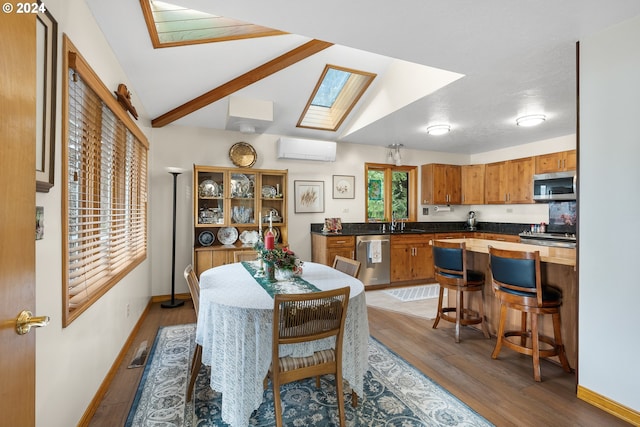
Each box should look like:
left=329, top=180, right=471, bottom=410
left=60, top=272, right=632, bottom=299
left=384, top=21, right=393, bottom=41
left=127, top=324, right=493, bottom=426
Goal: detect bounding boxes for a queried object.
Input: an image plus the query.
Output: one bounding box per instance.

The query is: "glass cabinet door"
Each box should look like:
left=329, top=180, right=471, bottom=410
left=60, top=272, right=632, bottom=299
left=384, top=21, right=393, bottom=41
left=196, top=170, right=225, bottom=226
left=229, top=172, right=257, bottom=226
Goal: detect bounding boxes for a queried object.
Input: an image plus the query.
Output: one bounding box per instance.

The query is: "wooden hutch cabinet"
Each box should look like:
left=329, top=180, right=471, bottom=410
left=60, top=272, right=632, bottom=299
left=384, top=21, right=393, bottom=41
left=193, top=165, right=288, bottom=277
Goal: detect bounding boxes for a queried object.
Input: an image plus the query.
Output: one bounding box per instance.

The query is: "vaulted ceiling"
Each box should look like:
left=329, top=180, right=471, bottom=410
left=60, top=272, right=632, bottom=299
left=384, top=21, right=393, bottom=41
left=86, top=0, right=640, bottom=154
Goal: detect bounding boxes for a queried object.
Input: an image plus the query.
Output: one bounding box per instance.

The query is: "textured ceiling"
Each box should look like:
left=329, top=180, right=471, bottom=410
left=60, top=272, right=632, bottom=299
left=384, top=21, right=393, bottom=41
left=86, top=0, right=640, bottom=154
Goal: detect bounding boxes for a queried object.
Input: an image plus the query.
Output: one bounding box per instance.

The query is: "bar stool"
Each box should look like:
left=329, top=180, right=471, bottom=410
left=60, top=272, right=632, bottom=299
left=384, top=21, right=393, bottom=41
left=488, top=246, right=571, bottom=381
left=432, top=240, right=490, bottom=343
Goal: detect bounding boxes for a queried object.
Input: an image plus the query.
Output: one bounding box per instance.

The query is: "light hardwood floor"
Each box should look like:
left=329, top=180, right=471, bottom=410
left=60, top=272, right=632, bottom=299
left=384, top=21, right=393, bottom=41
left=88, top=298, right=630, bottom=426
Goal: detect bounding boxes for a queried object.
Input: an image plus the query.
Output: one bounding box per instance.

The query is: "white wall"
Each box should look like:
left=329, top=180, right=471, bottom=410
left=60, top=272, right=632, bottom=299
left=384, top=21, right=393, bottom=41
left=35, top=1, right=153, bottom=426
left=150, top=126, right=575, bottom=296
left=579, top=15, right=640, bottom=412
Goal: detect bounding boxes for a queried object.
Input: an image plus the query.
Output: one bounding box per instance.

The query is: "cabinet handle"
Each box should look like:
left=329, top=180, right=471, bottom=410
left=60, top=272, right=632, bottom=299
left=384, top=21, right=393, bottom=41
left=558, top=159, right=561, bottom=169
left=335, top=240, right=346, bottom=244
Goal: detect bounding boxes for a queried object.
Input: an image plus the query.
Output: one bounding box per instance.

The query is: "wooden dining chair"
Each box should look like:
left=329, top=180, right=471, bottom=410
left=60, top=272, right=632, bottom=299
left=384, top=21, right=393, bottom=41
left=234, top=250, right=259, bottom=262
left=183, top=264, right=202, bottom=401
left=332, top=255, right=361, bottom=278
left=268, top=287, right=351, bottom=427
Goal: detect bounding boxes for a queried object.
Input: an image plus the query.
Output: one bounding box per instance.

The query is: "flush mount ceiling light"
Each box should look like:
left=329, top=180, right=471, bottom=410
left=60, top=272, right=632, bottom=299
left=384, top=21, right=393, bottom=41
left=426, top=124, right=451, bottom=136
left=516, top=114, right=546, bottom=127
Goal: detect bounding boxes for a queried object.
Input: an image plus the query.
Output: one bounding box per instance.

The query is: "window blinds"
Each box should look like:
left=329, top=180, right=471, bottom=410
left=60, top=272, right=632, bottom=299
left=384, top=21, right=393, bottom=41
left=65, top=65, right=147, bottom=323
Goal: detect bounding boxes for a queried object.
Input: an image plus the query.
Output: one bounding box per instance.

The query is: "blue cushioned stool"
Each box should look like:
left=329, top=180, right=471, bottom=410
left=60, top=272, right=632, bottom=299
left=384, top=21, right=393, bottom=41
left=489, top=246, right=572, bottom=381
left=432, top=240, right=490, bottom=343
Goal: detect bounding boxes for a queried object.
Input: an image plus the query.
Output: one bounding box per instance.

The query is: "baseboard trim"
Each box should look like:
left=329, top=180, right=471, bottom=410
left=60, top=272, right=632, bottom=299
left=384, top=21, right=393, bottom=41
left=76, top=299, right=153, bottom=426
left=577, top=385, right=640, bottom=426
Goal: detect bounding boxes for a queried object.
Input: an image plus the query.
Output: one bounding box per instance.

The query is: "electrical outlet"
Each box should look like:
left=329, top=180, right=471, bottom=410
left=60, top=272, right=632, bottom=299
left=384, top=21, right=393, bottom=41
left=343, top=208, right=349, bottom=213
left=423, top=207, right=429, bottom=215
left=126, top=303, right=130, bottom=318
left=506, top=208, right=513, bottom=213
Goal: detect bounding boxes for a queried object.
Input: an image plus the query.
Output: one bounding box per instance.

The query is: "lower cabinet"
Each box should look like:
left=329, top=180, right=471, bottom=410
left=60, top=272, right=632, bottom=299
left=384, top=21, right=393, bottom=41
left=390, top=234, right=434, bottom=283
left=194, top=248, right=258, bottom=277
left=311, top=234, right=356, bottom=266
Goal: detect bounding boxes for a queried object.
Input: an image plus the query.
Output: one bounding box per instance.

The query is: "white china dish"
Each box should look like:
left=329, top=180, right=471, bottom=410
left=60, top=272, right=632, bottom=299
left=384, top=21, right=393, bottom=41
left=198, top=230, right=215, bottom=246
left=199, top=180, right=219, bottom=197
left=217, top=227, right=239, bottom=245
left=239, top=230, right=260, bottom=246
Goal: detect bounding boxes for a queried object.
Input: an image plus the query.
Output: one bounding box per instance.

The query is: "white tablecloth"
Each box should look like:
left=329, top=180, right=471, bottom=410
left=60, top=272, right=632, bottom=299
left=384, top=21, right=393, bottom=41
left=196, top=261, right=369, bottom=427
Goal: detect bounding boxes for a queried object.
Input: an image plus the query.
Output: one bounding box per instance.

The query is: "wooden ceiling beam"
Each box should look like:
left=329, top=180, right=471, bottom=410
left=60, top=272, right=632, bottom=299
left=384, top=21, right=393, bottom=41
left=151, top=39, right=333, bottom=128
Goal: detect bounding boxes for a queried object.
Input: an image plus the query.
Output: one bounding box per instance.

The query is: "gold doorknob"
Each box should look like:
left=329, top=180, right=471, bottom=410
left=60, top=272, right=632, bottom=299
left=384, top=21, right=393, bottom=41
left=15, top=310, right=50, bottom=335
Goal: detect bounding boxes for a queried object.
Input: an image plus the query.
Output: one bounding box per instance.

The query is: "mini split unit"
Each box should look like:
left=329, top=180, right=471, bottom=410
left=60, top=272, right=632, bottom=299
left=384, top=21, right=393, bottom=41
left=276, top=137, right=337, bottom=162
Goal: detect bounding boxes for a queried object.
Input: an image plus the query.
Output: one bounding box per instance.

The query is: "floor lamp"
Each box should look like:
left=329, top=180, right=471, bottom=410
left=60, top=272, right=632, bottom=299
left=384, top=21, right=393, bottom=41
left=162, top=167, right=185, bottom=309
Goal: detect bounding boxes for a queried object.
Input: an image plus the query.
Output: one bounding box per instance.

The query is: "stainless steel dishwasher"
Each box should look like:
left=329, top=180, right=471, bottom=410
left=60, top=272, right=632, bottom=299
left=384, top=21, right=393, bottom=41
left=356, top=235, right=390, bottom=286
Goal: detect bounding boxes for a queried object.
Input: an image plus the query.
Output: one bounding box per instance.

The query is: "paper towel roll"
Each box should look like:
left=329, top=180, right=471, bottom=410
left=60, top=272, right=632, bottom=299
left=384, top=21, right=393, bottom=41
left=434, top=205, right=452, bottom=212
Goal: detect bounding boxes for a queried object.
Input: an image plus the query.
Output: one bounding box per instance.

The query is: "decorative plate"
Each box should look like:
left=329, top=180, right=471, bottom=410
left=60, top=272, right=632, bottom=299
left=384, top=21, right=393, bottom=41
left=198, top=231, right=215, bottom=246
left=230, top=174, right=253, bottom=198
left=199, top=180, right=219, bottom=197
left=217, top=227, right=239, bottom=245
left=263, top=226, right=280, bottom=243
left=229, top=142, right=257, bottom=168
left=261, top=185, right=276, bottom=198
left=239, top=230, right=260, bottom=246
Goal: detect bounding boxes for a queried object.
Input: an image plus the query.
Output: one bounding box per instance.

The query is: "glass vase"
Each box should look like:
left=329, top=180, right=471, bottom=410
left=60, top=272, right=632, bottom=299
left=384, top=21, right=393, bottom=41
left=264, top=261, right=276, bottom=282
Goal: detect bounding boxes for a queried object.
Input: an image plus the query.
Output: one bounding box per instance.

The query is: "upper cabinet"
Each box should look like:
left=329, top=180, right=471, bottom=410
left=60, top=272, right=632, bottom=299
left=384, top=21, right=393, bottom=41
left=485, top=157, right=534, bottom=204
left=535, top=150, right=577, bottom=174
left=461, top=164, right=485, bottom=205
left=421, top=164, right=461, bottom=205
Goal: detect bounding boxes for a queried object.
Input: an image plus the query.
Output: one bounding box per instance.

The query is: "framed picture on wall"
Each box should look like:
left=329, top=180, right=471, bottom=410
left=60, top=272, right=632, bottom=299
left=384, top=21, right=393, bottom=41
left=35, top=3, right=58, bottom=193
left=332, top=175, right=355, bottom=199
left=294, top=180, right=324, bottom=213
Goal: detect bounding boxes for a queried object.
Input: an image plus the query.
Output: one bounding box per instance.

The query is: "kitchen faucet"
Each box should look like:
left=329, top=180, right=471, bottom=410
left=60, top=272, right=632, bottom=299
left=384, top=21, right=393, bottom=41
left=390, top=212, right=397, bottom=232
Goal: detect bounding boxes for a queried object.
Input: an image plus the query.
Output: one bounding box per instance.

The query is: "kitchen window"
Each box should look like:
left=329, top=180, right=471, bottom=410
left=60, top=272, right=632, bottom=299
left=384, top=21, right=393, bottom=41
left=62, top=36, right=148, bottom=326
left=365, top=163, right=417, bottom=223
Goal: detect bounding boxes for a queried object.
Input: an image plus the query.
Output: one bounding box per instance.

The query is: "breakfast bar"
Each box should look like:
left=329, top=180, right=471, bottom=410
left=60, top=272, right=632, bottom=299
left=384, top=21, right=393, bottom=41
left=437, top=238, right=577, bottom=368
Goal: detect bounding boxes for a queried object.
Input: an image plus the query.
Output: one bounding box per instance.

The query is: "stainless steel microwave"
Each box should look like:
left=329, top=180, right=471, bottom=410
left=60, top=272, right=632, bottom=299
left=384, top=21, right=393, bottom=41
left=532, top=171, right=576, bottom=201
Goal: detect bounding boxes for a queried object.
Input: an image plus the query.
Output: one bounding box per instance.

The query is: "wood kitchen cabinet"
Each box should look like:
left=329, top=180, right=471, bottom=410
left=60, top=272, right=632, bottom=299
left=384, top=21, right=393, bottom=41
left=485, top=157, right=534, bottom=204
left=461, top=164, right=485, bottom=204
left=311, top=234, right=356, bottom=266
left=390, top=234, right=434, bottom=283
left=421, top=164, right=461, bottom=204
left=535, top=150, right=577, bottom=174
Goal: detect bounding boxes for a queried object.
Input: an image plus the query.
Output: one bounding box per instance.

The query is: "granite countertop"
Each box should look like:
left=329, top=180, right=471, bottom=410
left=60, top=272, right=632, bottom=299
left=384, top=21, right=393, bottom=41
left=310, top=221, right=525, bottom=237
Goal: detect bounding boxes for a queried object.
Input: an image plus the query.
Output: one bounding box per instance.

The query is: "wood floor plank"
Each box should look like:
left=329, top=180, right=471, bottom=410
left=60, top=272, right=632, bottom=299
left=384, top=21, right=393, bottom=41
left=88, top=300, right=630, bottom=426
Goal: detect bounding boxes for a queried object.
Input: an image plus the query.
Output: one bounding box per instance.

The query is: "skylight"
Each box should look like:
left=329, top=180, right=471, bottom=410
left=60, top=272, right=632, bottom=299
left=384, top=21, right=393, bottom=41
left=298, top=65, right=376, bottom=132
left=140, top=0, right=286, bottom=48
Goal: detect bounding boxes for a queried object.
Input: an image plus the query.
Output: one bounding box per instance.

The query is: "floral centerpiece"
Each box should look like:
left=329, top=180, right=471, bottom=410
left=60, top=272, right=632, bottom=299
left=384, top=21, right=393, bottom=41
left=254, top=241, right=303, bottom=280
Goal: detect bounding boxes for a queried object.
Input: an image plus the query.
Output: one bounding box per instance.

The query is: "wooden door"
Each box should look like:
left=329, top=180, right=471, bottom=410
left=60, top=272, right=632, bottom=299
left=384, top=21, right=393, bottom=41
left=564, top=150, right=577, bottom=170
left=461, top=164, right=485, bottom=204
left=445, top=165, right=462, bottom=204
left=484, top=161, right=505, bottom=204
left=508, top=157, right=534, bottom=203
left=412, top=244, right=434, bottom=281
left=535, top=152, right=564, bottom=174
left=0, top=12, right=38, bottom=426
left=390, top=244, right=412, bottom=282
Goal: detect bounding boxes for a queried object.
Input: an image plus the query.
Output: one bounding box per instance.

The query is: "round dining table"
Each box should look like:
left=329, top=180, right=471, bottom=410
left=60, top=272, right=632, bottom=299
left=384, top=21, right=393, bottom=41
left=195, top=261, right=370, bottom=427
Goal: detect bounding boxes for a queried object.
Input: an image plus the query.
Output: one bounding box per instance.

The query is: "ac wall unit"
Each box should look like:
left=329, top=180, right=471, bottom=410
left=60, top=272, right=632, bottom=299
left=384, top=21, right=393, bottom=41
left=276, top=137, right=336, bottom=162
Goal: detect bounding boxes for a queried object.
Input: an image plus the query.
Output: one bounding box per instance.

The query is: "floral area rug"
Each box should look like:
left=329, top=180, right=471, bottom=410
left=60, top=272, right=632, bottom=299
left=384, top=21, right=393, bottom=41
left=127, top=324, right=493, bottom=427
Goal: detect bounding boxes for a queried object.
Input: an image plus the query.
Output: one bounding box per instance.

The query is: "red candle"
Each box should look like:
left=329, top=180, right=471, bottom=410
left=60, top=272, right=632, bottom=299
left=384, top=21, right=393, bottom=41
left=265, top=231, right=275, bottom=250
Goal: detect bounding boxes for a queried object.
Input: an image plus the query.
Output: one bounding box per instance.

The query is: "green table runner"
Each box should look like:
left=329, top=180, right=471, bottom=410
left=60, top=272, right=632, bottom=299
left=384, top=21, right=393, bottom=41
left=241, top=261, right=321, bottom=298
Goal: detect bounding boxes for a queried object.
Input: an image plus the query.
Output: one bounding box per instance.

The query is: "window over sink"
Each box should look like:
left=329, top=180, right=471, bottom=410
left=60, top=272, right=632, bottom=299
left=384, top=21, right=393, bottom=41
left=365, top=163, right=417, bottom=223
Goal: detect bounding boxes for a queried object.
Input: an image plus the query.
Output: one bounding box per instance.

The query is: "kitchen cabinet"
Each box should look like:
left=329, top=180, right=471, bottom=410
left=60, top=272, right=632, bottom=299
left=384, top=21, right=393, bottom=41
left=421, top=164, right=461, bottom=205
left=390, top=234, right=434, bottom=283
left=535, top=150, right=577, bottom=174
left=461, top=164, right=485, bottom=204
left=311, top=234, right=356, bottom=266
left=485, top=157, right=534, bottom=204
left=193, top=165, right=288, bottom=276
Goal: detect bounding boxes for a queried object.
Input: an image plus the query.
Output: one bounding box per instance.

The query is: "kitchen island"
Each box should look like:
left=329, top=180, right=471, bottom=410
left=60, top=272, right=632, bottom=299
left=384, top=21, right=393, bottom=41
left=438, top=238, right=577, bottom=369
